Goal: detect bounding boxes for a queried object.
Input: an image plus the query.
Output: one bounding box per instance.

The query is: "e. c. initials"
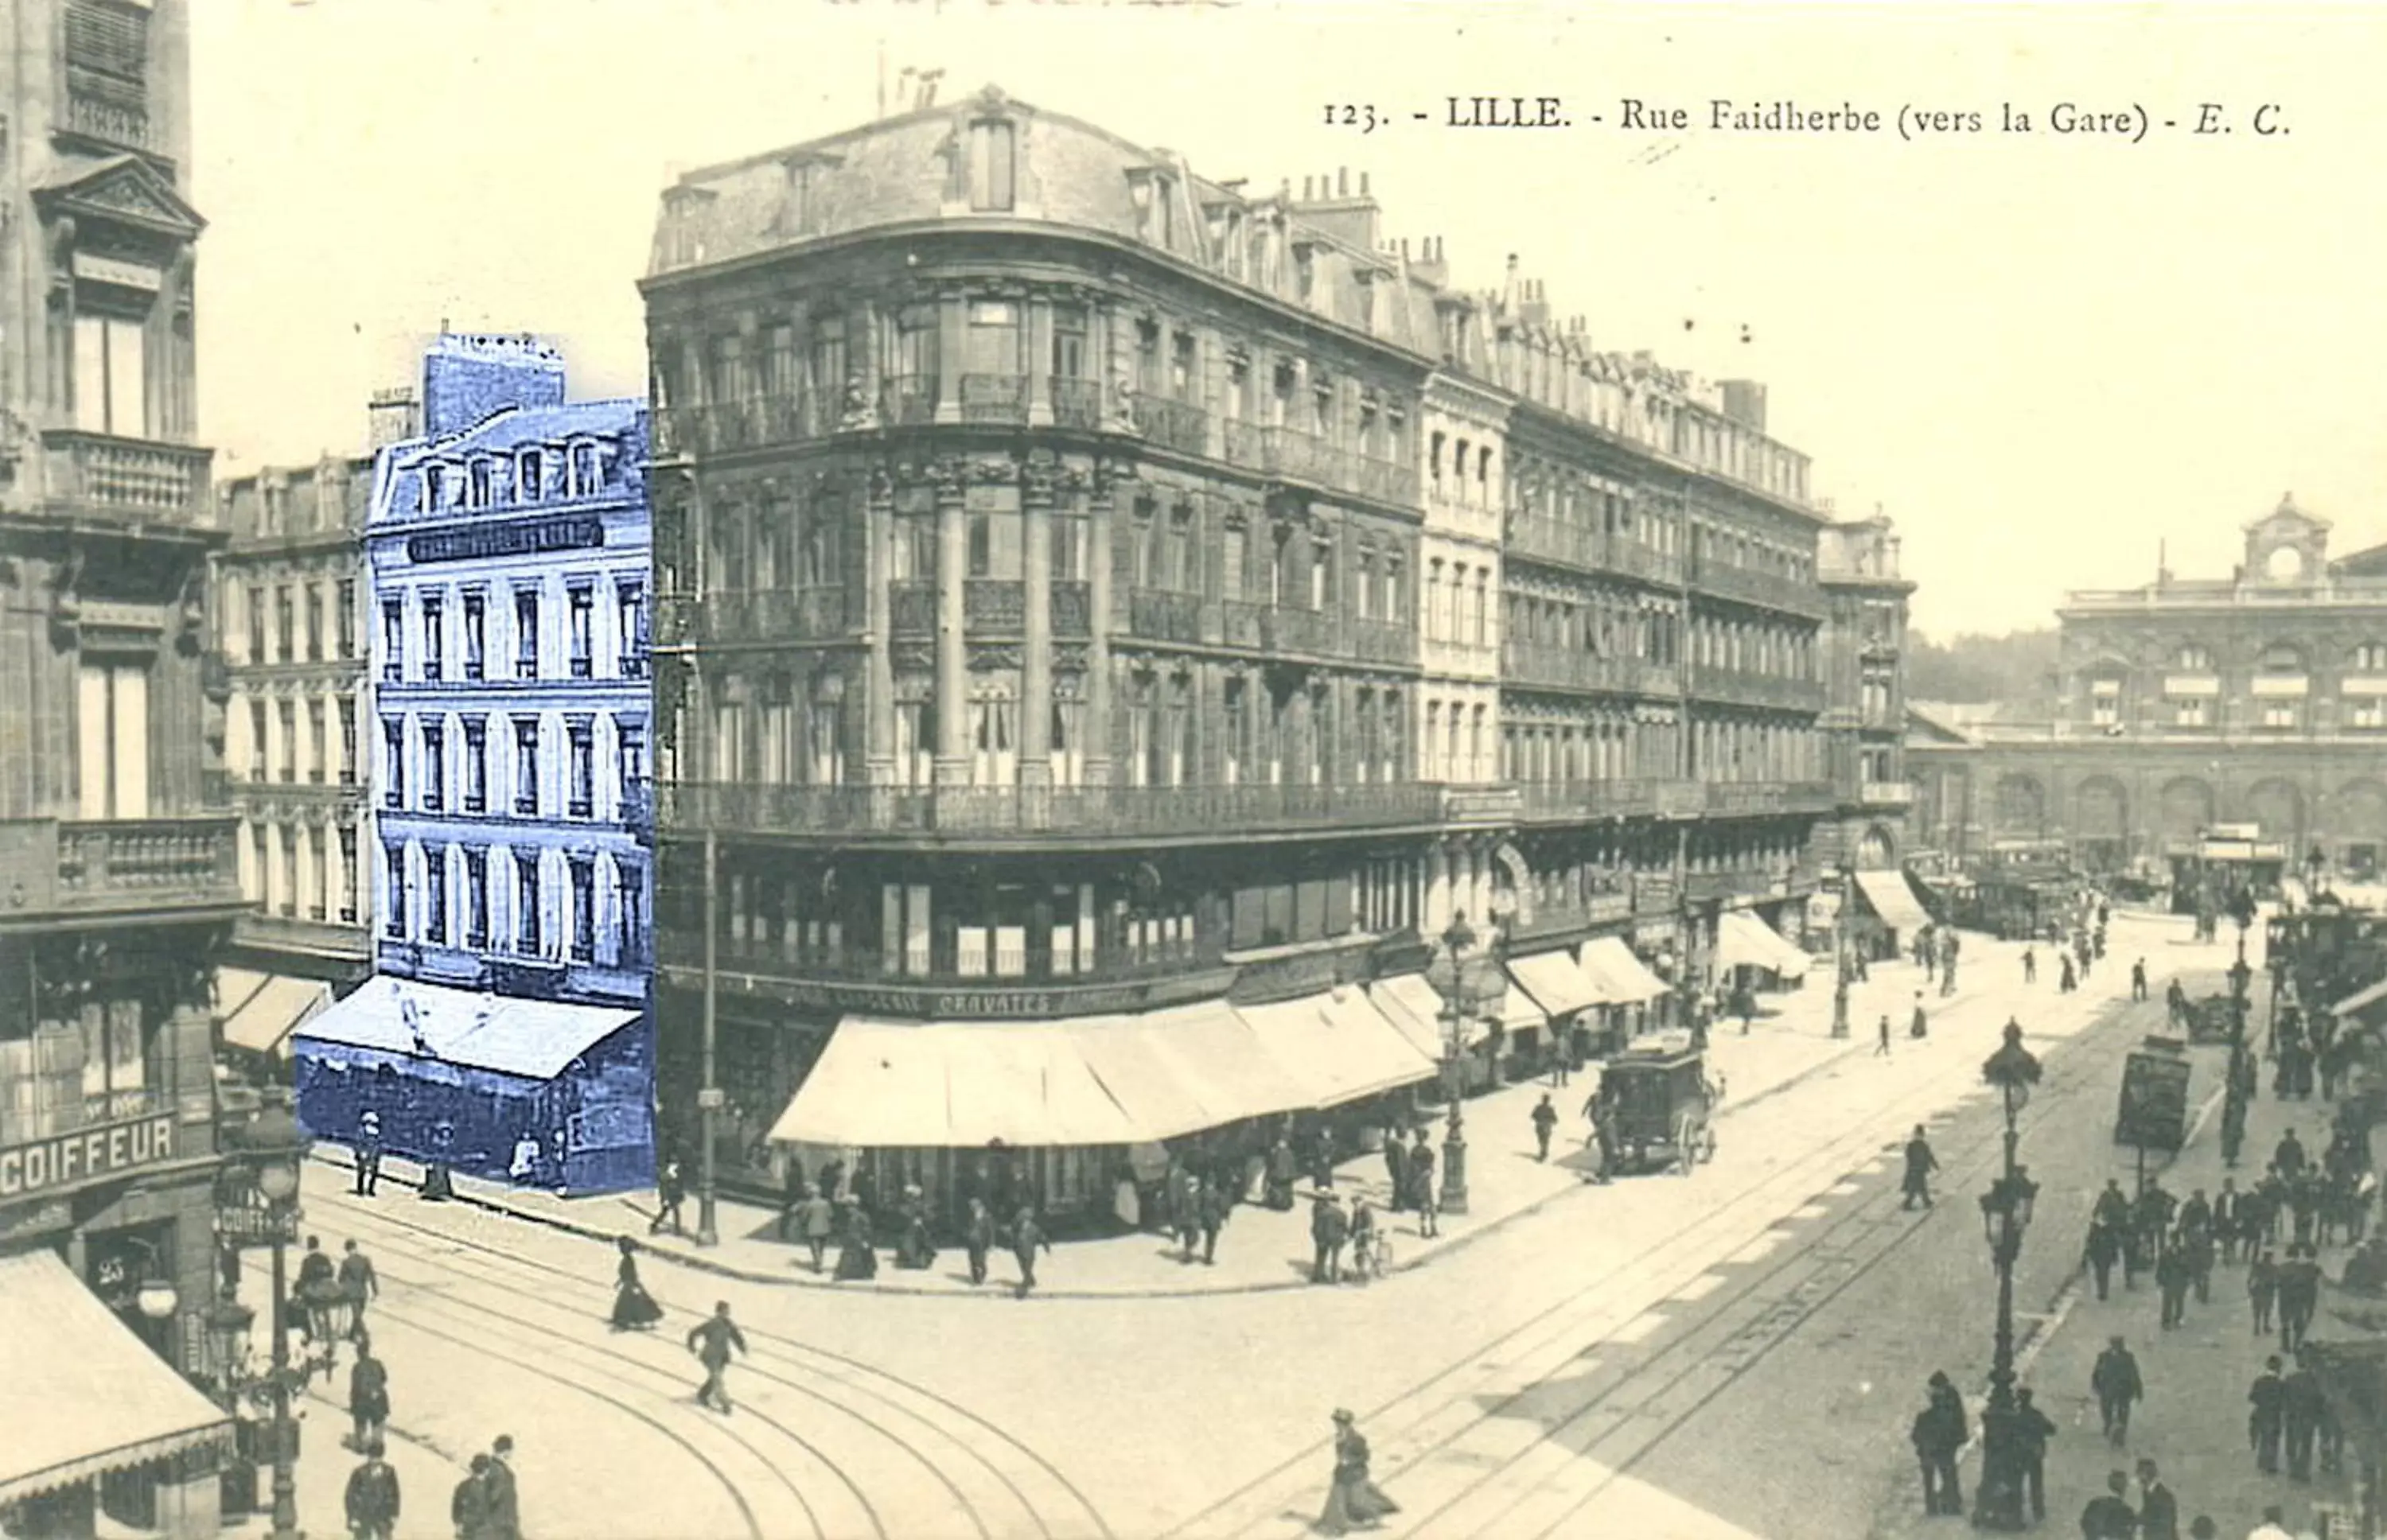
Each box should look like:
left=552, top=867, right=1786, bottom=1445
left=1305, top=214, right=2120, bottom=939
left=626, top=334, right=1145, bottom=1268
left=1447, top=95, right=1567, bottom=129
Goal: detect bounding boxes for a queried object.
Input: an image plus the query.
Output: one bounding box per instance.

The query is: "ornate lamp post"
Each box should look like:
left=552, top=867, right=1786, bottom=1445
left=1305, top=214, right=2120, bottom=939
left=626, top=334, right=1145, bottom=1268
left=224, top=1094, right=314, bottom=1540
left=1832, top=861, right=1855, bottom=1039
left=1972, top=1021, right=2044, bottom=1532
left=1423, top=912, right=1505, bottom=1218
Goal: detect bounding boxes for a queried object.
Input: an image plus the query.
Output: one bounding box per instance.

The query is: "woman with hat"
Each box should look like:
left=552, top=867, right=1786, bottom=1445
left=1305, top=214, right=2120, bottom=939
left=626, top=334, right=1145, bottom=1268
left=1315, top=1408, right=1398, bottom=1534
left=609, top=1236, right=664, bottom=1332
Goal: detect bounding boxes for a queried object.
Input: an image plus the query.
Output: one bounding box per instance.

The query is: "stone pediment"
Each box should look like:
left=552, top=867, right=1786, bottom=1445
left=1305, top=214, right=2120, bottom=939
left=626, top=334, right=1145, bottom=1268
left=35, top=154, right=205, bottom=242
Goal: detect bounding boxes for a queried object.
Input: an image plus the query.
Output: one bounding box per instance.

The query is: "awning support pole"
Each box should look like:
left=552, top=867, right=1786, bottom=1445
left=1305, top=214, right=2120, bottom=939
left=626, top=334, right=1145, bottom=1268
left=698, top=828, right=721, bottom=1247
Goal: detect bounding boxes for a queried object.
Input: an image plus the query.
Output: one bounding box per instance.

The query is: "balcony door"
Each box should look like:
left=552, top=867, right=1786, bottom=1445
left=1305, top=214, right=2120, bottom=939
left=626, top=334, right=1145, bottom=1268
left=77, top=662, right=148, bottom=819
left=73, top=311, right=149, bottom=438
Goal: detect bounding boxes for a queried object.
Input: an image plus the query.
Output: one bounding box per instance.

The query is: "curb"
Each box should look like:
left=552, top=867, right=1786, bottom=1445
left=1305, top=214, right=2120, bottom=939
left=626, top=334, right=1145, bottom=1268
left=311, top=1026, right=1880, bottom=1304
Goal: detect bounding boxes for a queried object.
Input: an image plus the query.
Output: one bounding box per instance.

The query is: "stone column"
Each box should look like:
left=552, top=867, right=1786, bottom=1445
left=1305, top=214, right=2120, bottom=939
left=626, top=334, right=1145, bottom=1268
left=1426, top=841, right=1452, bottom=935
left=1084, top=474, right=1116, bottom=786
left=1020, top=469, right=1054, bottom=787
left=934, top=470, right=970, bottom=784
left=863, top=469, right=897, bottom=784
left=936, top=289, right=967, bottom=424
left=1471, top=838, right=1496, bottom=928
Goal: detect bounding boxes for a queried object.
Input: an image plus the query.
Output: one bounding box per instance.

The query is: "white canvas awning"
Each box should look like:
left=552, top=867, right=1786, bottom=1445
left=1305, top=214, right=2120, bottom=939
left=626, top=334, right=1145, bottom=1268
left=1370, top=972, right=1490, bottom=1052
left=294, top=975, right=640, bottom=1082
left=1854, top=870, right=1933, bottom=935
left=1579, top=937, right=1670, bottom=1005
left=771, top=1017, right=1143, bottom=1149
left=216, top=969, right=333, bottom=1056
left=1715, top=910, right=1813, bottom=980
left=1238, top=989, right=1439, bottom=1109
left=0, top=1250, right=235, bottom=1505
left=1507, top=950, right=1605, bottom=1017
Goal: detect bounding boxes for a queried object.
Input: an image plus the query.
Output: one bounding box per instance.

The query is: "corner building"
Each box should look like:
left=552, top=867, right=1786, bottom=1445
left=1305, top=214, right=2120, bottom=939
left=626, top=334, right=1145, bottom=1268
left=0, top=1, right=244, bottom=1534
left=642, top=88, right=1876, bottom=1215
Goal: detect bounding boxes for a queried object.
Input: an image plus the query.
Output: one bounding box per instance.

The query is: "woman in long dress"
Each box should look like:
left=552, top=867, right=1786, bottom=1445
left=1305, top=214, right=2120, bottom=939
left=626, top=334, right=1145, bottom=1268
left=610, top=1237, right=664, bottom=1331
left=1314, top=1409, right=1399, bottom=1534
left=834, top=1202, right=880, bottom=1281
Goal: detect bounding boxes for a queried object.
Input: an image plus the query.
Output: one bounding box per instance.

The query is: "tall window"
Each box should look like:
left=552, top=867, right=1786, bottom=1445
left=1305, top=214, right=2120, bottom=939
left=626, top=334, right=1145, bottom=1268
left=1223, top=525, right=1246, bottom=601
left=894, top=702, right=934, bottom=788
left=1049, top=700, right=1082, bottom=787
left=247, top=585, right=266, bottom=663
left=570, top=857, right=596, bottom=962
left=2175, top=644, right=2214, bottom=671
left=462, top=718, right=487, bottom=813
left=305, top=586, right=324, bottom=662
left=803, top=704, right=837, bottom=787
left=968, top=119, right=1017, bottom=211
left=421, top=593, right=444, bottom=681
left=1052, top=307, right=1087, bottom=379
left=423, top=846, right=447, bottom=944
left=970, top=699, right=1017, bottom=786
left=808, top=317, right=847, bottom=404
left=382, top=719, right=403, bottom=809
left=514, top=850, right=541, bottom=955
left=568, top=721, right=594, bottom=818
left=337, top=580, right=356, bottom=659
left=309, top=700, right=326, bottom=784
left=463, top=847, right=489, bottom=948
left=514, top=588, right=540, bottom=679
left=381, top=598, right=403, bottom=682
left=278, top=829, right=298, bottom=919
left=422, top=721, right=446, bottom=811
left=275, top=586, right=294, bottom=663
left=277, top=701, right=296, bottom=783
left=516, top=449, right=543, bottom=504
left=617, top=580, right=646, bottom=678
left=384, top=843, right=405, bottom=939
left=513, top=718, right=540, bottom=815
left=462, top=591, right=486, bottom=679
left=620, top=721, right=648, bottom=799
left=617, top=858, right=648, bottom=965
left=72, top=312, right=146, bottom=436
left=338, top=825, right=358, bottom=924
left=2359, top=642, right=2387, bottom=673
left=570, top=444, right=601, bottom=498
left=568, top=585, right=594, bottom=679
left=337, top=698, right=356, bottom=785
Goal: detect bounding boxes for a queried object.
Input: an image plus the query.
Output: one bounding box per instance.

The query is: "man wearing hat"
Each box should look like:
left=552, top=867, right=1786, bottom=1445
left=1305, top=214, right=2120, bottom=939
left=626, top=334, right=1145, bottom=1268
left=2077, top=1470, right=2136, bottom=1540
left=2091, top=1336, right=2144, bottom=1445
left=343, top=1439, right=401, bottom=1540
left=1309, top=1190, right=1349, bottom=1285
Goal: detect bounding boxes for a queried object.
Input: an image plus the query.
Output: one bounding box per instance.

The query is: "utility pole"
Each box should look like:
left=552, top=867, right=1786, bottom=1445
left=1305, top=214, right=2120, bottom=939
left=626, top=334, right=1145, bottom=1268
left=698, top=826, right=720, bottom=1246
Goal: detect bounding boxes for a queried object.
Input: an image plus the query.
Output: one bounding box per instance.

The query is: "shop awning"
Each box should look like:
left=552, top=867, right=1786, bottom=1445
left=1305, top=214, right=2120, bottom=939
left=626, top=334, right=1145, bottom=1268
left=771, top=1017, right=1144, bottom=1149
left=1715, top=911, right=1813, bottom=980
left=2334, top=978, right=2387, bottom=1018
left=216, top=969, right=333, bottom=1056
left=1370, top=973, right=1490, bottom=1052
left=1507, top=949, right=1605, bottom=1017
left=1579, top=937, right=1671, bottom=1005
left=293, top=975, right=641, bottom=1081
left=1068, top=1002, right=1309, bottom=1140
left=1496, top=982, right=1548, bottom=1034
left=1854, top=869, right=1934, bottom=935
left=0, top=1250, right=235, bottom=1506
left=1238, top=990, right=1439, bottom=1109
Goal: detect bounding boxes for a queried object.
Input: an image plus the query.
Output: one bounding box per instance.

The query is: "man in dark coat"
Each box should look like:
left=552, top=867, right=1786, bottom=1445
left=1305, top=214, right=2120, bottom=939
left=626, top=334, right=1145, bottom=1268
left=1265, top=1136, right=1298, bottom=1211
left=687, top=1302, right=749, bottom=1414
left=2135, top=1458, right=2179, bottom=1540
left=1197, top=1176, right=1231, bottom=1266
left=1910, top=1375, right=1965, bottom=1516
left=2013, top=1387, right=2057, bottom=1523
left=1310, top=1194, right=1349, bottom=1285
left=1531, top=1095, right=1559, bottom=1162
left=776, top=1156, right=808, bottom=1242
left=348, top=1343, right=391, bottom=1452
left=484, top=1436, right=521, bottom=1540
left=651, top=1156, right=687, bottom=1236
left=2078, top=1470, right=2136, bottom=1539
left=2156, top=1240, right=2191, bottom=1329
left=1010, top=1207, right=1050, bottom=1298
left=343, top=1442, right=401, bottom=1540
left=1383, top=1130, right=1410, bottom=1213
left=2280, top=1243, right=2324, bottom=1353
left=962, top=1198, right=995, bottom=1285
left=1309, top=1126, right=1338, bottom=1192
left=2276, top=1128, right=2310, bottom=1181
left=2091, top=1336, right=2143, bottom=1445
left=354, top=1109, right=384, bottom=1199
left=339, top=1241, right=380, bottom=1336
left=1901, top=1126, right=1938, bottom=1210
left=1409, top=1132, right=1439, bottom=1230
left=2249, top=1354, right=2287, bottom=1474
left=451, top=1455, right=493, bottom=1540
left=2213, top=1179, right=2245, bottom=1263
left=2131, top=958, right=2149, bottom=1001
left=2284, top=1351, right=2326, bottom=1481
left=2085, top=1219, right=2124, bottom=1301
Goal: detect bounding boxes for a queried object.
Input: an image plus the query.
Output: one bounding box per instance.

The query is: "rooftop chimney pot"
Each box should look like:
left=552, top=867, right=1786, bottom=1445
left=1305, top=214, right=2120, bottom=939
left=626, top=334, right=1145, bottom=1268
left=1338, top=167, right=1349, bottom=197
left=1361, top=172, right=1371, bottom=196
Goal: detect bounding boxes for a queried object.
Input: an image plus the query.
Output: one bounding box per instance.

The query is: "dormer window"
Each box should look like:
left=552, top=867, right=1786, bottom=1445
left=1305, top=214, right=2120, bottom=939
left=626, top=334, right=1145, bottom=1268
left=421, top=465, right=445, bottom=515
left=570, top=442, right=601, bottom=497
left=468, top=458, right=494, bottom=510
left=968, top=119, right=1017, bottom=212
left=517, top=449, right=543, bottom=504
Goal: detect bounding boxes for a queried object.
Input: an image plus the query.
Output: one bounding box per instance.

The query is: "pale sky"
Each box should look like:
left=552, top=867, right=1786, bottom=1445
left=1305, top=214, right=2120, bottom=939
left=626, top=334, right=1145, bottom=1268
left=189, top=1, right=2387, bottom=636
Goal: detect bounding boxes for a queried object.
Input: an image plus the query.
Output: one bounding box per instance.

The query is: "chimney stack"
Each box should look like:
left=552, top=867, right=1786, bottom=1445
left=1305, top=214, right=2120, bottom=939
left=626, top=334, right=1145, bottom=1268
left=1413, top=236, right=1448, bottom=286
left=1338, top=166, right=1349, bottom=197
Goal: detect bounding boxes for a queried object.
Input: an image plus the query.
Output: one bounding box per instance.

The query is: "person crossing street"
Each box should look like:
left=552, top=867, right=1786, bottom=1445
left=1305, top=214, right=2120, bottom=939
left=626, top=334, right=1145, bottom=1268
left=1901, top=1126, right=1938, bottom=1210
left=1531, top=1094, right=1559, bottom=1163
left=2092, top=1336, right=2144, bottom=1445
left=2248, top=1355, right=2287, bottom=1476
left=686, top=1301, right=748, bottom=1414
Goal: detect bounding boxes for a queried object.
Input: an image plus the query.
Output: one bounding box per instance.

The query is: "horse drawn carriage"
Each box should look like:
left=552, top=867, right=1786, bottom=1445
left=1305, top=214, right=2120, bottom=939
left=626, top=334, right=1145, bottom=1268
left=1597, top=1044, right=1725, bottom=1176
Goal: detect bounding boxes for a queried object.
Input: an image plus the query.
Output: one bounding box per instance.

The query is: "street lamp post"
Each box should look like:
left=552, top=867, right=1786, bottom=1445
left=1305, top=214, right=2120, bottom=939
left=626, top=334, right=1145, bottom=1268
left=228, top=1094, right=313, bottom=1540
left=1972, top=1021, right=2044, bottom=1533
left=1832, top=862, right=1855, bottom=1039
left=1425, top=912, right=1505, bottom=1218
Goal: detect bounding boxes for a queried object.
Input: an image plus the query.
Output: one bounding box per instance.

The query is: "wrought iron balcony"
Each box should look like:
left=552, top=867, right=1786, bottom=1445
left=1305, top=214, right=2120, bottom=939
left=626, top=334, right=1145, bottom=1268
left=656, top=779, right=1446, bottom=842
left=1504, top=515, right=1684, bottom=587
left=1689, top=667, right=1828, bottom=714
left=1859, top=780, right=1914, bottom=807
left=1049, top=378, right=1103, bottom=430
left=43, top=431, right=215, bottom=531
left=1500, top=640, right=1680, bottom=698
left=1702, top=780, right=1836, bottom=817
left=1684, top=868, right=1785, bottom=904
left=1130, top=395, right=1209, bottom=456
left=960, top=374, right=1031, bottom=426
left=1688, top=560, right=1829, bottom=619
left=60, top=77, right=155, bottom=153
left=1514, top=778, right=1705, bottom=822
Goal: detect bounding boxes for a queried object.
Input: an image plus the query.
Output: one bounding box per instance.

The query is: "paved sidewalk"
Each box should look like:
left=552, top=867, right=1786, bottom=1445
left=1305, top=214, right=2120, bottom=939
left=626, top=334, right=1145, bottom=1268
left=1875, top=929, right=2366, bottom=1538
left=310, top=918, right=2221, bottom=1302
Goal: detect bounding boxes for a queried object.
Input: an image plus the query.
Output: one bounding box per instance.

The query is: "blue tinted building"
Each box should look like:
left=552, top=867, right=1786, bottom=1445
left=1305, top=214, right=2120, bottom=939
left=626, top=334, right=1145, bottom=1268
left=294, top=334, right=655, bottom=1195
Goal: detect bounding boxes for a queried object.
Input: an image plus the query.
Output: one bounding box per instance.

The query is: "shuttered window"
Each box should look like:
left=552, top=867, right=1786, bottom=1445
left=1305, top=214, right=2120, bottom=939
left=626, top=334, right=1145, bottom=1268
left=65, top=1, right=147, bottom=82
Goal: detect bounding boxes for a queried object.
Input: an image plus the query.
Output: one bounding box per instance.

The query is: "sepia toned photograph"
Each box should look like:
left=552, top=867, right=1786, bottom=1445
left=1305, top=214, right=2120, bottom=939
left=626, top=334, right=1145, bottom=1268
left=6, top=2, right=2387, bottom=1538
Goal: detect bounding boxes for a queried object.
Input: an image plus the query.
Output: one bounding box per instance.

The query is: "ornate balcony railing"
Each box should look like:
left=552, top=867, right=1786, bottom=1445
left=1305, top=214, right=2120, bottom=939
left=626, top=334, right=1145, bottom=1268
left=1051, top=581, right=1093, bottom=636
left=1689, top=667, right=1827, bottom=714
left=965, top=580, right=1025, bottom=630
left=1049, top=377, right=1103, bottom=430
left=1688, top=560, right=1829, bottom=619
left=49, top=817, right=242, bottom=912
left=1349, top=618, right=1419, bottom=667
left=43, top=431, right=215, bottom=530
left=1859, top=780, right=1914, bottom=807
left=657, top=780, right=1445, bottom=842
left=1504, top=515, right=1684, bottom=587
left=1221, top=418, right=1266, bottom=471
left=1127, top=588, right=1203, bottom=644
left=1514, top=778, right=1704, bottom=822
left=1130, top=395, right=1210, bottom=457
left=1684, top=868, right=1784, bottom=905
left=1703, top=780, right=1836, bottom=817
left=1501, top=640, right=1680, bottom=698
left=960, top=374, right=1030, bottom=426
left=1222, top=600, right=1337, bottom=655
left=890, top=581, right=936, bottom=633
left=61, top=74, right=155, bottom=152
left=655, top=929, right=1219, bottom=993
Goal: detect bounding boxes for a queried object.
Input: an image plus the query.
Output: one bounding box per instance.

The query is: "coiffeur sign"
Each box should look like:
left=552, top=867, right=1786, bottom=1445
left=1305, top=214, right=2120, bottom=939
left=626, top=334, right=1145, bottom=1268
left=0, top=1114, right=177, bottom=1198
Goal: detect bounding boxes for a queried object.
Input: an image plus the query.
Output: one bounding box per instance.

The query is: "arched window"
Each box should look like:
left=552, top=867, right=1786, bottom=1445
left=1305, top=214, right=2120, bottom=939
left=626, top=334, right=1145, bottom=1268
left=2258, top=642, right=2306, bottom=672
left=2354, top=642, right=2387, bottom=673
left=2174, top=643, right=2214, bottom=671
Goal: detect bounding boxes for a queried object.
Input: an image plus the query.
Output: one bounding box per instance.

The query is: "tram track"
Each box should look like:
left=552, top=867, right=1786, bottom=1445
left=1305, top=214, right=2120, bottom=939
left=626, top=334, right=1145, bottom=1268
left=1165, top=976, right=2180, bottom=1539
left=333, top=1192, right=1110, bottom=1540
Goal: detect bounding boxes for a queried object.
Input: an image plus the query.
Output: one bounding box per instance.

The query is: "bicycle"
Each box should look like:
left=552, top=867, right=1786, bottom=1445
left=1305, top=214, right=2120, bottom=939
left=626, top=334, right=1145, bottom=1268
left=1352, top=1227, right=1394, bottom=1282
